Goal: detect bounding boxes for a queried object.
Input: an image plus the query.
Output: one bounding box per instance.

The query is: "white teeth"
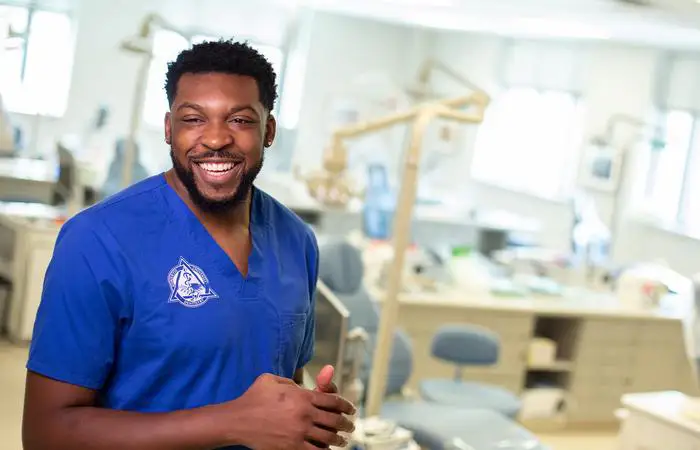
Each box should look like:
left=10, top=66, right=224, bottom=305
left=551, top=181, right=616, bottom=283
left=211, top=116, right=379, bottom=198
left=199, top=162, right=235, bottom=172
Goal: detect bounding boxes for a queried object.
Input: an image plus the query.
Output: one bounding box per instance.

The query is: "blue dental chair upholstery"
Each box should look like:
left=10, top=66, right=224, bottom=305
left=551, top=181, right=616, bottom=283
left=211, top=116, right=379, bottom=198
left=420, top=325, right=523, bottom=418
left=318, top=239, right=548, bottom=450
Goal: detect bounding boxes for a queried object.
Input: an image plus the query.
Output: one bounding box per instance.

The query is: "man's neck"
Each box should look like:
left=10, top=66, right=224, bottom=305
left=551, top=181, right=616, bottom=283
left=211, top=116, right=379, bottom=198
left=165, top=169, right=251, bottom=232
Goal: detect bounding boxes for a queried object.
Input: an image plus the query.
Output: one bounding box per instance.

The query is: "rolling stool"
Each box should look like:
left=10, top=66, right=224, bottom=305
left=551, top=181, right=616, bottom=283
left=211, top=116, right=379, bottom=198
left=419, top=324, right=522, bottom=419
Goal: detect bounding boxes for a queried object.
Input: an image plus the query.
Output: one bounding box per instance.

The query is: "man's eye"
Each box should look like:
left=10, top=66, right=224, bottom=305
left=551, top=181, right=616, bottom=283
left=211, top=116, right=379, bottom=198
left=183, top=117, right=203, bottom=123
left=229, top=117, right=254, bottom=124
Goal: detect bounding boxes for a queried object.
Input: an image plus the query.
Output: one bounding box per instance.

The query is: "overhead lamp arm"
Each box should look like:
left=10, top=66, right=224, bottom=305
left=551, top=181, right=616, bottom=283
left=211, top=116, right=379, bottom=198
left=360, top=95, right=488, bottom=417
left=331, top=91, right=490, bottom=140
left=299, top=91, right=489, bottom=206
left=417, top=58, right=485, bottom=93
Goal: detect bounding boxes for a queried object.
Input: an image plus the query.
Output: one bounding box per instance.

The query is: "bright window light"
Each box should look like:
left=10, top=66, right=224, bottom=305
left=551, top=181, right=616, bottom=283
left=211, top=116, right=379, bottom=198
left=471, top=87, right=584, bottom=199
left=0, top=5, right=74, bottom=117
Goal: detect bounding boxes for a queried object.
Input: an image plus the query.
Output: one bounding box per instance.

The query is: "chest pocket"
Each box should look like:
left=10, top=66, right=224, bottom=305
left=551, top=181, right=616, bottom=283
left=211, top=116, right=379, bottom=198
left=265, top=254, right=312, bottom=378
left=278, top=312, right=309, bottom=378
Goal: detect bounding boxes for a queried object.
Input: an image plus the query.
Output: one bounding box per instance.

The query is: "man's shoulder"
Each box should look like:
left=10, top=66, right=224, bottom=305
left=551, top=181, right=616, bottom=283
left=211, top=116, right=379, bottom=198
left=91, top=173, right=167, bottom=214
left=58, top=174, right=168, bottom=246
left=258, top=189, right=315, bottom=235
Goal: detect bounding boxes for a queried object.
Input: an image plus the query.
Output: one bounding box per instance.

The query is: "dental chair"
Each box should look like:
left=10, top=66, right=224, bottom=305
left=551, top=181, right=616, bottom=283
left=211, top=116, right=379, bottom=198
left=419, top=325, right=523, bottom=418
left=318, top=239, right=548, bottom=450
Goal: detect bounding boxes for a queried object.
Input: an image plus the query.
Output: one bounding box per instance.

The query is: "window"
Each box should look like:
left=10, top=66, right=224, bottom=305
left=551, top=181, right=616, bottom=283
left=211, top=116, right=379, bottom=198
left=641, top=110, right=693, bottom=224
left=470, top=41, right=585, bottom=200
left=641, top=54, right=700, bottom=234
left=0, top=4, right=74, bottom=116
left=142, top=31, right=284, bottom=128
left=472, top=88, right=584, bottom=199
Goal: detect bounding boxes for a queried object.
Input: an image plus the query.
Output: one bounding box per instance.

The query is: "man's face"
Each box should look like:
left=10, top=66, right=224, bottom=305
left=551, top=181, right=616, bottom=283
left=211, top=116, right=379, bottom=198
left=165, top=72, right=275, bottom=213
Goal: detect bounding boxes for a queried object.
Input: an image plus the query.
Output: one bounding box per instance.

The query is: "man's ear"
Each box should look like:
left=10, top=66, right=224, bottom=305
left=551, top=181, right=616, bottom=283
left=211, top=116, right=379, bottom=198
left=164, top=112, right=172, bottom=145
left=264, top=114, right=277, bottom=148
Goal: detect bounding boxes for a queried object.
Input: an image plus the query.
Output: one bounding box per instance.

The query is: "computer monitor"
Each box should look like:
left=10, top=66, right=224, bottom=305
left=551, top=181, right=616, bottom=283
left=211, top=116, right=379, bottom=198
left=305, top=280, right=350, bottom=392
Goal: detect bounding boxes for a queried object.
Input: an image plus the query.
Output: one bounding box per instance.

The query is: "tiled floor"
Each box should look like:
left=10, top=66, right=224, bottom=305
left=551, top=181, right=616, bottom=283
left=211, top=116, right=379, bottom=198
left=0, top=340, right=618, bottom=449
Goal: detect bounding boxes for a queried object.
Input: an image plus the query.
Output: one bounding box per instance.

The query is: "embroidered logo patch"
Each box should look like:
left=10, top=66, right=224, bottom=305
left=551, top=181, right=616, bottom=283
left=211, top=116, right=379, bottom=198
left=167, top=257, right=219, bottom=308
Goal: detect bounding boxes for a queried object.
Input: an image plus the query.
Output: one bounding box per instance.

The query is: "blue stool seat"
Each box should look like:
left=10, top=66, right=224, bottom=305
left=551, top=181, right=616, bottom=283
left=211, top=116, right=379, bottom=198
left=380, top=400, right=548, bottom=450
left=419, top=379, right=522, bottom=419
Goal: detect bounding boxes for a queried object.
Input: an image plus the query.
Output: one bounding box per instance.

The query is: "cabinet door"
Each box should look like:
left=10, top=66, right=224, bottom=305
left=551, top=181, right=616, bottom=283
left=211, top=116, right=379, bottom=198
left=19, top=246, right=54, bottom=341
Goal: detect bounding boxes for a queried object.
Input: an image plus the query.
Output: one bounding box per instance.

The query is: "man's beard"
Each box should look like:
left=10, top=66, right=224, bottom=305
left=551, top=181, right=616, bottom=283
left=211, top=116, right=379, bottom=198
left=170, top=149, right=263, bottom=215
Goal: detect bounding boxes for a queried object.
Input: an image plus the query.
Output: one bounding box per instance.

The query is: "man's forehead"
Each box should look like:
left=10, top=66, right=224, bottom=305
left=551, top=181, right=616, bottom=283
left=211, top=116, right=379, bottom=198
left=175, top=72, right=261, bottom=104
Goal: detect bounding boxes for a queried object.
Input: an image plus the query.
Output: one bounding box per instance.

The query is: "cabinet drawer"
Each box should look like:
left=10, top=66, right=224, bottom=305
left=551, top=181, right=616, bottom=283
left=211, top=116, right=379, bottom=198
left=575, top=344, right=636, bottom=364
left=636, top=320, right=683, bottom=345
left=579, top=319, right=639, bottom=344
left=398, top=306, right=532, bottom=339
left=576, top=360, right=631, bottom=377
left=632, top=355, right=683, bottom=380
left=570, top=373, right=631, bottom=397
left=567, top=403, right=618, bottom=423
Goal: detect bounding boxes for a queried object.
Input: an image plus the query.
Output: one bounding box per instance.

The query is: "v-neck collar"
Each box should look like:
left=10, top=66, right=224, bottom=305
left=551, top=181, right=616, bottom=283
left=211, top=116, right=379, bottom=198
left=159, top=172, right=266, bottom=283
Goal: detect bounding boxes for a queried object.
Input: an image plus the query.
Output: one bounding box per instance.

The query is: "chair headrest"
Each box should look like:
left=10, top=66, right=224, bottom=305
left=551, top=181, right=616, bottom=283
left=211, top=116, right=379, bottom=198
left=319, top=239, right=364, bottom=295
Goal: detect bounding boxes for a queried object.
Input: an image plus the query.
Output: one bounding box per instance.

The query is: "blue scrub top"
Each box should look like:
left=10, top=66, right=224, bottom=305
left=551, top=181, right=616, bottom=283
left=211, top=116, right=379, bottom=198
left=27, top=174, right=318, bottom=418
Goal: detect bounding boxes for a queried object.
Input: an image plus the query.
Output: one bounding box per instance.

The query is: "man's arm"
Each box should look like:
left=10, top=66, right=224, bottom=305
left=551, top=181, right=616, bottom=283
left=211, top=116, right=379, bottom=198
left=24, top=371, right=355, bottom=450
left=23, top=373, right=243, bottom=450
left=23, top=220, right=249, bottom=450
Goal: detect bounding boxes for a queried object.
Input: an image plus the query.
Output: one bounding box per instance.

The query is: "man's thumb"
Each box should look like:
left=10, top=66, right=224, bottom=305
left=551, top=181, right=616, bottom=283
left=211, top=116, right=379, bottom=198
left=315, top=365, right=335, bottom=390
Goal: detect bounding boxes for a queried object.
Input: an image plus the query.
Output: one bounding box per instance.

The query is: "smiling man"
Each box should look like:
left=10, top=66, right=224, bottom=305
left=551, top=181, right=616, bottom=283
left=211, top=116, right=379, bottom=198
left=22, top=40, right=354, bottom=450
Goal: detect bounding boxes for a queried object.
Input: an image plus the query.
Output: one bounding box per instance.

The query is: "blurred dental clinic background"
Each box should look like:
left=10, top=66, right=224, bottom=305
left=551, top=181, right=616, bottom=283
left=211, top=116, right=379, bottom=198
left=4, top=0, right=700, bottom=449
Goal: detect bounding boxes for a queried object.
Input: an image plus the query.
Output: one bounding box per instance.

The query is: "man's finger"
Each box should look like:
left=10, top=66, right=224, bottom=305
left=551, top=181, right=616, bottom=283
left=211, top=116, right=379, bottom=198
left=313, top=408, right=355, bottom=433
left=311, top=391, right=356, bottom=415
left=306, top=426, right=347, bottom=448
left=315, top=381, right=338, bottom=394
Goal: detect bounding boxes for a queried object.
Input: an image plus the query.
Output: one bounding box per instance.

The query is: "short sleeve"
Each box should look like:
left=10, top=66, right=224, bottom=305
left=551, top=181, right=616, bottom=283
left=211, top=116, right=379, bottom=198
left=296, top=229, right=319, bottom=369
left=27, top=216, right=128, bottom=390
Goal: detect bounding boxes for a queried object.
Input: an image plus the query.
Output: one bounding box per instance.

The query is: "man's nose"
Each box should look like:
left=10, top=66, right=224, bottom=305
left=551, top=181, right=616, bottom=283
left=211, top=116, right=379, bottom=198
left=201, top=121, right=233, bottom=150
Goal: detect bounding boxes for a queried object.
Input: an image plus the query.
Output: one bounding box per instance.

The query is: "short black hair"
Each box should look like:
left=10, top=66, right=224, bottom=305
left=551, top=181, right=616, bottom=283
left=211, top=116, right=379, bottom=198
left=164, top=39, right=278, bottom=112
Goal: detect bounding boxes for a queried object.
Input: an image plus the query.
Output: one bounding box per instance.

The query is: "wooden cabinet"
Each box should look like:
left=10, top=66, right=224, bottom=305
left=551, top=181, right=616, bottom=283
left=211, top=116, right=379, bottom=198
left=3, top=215, right=60, bottom=342
left=388, top=292, right=699, bottom=427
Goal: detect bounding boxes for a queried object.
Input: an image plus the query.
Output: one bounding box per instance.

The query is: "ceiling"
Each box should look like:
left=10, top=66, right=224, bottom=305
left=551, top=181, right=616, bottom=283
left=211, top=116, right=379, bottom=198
left=302, top=0, right=700, bottom=49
